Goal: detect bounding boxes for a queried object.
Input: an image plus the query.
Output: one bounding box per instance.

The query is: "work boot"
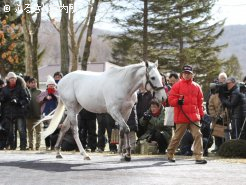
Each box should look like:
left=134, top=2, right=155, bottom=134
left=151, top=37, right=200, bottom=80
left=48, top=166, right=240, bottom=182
left=195, top=159, right=207, bottom=164
left=168, top=158, right=176, bottom=162
left=167, top=153, right=175, bottom=162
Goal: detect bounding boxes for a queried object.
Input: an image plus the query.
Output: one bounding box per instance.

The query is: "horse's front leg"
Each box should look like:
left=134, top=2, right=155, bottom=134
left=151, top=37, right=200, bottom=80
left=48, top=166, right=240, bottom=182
left=54, top=117, right=70, bottom=158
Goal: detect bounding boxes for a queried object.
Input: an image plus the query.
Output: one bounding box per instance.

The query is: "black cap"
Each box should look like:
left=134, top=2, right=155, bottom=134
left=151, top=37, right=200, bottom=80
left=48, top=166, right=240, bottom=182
left=182, top=65, right=193, bottom=74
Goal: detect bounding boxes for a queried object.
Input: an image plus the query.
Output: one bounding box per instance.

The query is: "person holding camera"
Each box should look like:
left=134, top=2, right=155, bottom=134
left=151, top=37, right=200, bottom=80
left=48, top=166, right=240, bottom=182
left=208, top=72, right=230, bottom=152
left=166, top=65, right=207, bottom=164
left=220, top=77, right=246, bottom=140
left=0, top=72, right=30, bottom=150
left=139, top=98, right=172, bottom=154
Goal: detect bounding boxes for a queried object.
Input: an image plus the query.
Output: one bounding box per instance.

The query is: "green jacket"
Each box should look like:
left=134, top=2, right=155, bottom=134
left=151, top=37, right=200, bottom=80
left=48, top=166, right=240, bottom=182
left=140, top=106, right=172, bottom=142
left=27, top=88, right=42, bottom=119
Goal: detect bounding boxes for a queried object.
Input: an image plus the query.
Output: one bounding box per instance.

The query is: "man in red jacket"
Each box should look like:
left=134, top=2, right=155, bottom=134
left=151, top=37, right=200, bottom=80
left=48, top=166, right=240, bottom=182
left=166, top=65, right=207, bottom=164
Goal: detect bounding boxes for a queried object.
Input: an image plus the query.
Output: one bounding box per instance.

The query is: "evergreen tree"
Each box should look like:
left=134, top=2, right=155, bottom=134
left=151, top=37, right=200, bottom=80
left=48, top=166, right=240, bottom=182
left=109, top=0, right=226, bottom=92
left=223, top=54, right=243, bottom=80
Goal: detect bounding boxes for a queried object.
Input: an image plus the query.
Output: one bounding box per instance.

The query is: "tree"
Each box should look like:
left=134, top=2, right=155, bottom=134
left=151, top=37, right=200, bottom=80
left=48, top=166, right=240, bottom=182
left=108, top=0, right=146, bottom=65
left=81, top=0, right=100, bottom=70
left=223, top=54, right=243, bottom=80
left=21, top=0, right=44, bottom=81
left=0, top=0, right=25, bottom=78
left=48, top=0, right=103, bottom=72
left=109, top=0, right=226, bottom=92
left=60, top=0, right=70, bottom=75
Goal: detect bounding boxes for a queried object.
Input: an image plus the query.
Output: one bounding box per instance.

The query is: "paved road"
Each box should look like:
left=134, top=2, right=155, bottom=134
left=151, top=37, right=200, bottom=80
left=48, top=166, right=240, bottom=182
left=0, top=151, right=245, bottom=185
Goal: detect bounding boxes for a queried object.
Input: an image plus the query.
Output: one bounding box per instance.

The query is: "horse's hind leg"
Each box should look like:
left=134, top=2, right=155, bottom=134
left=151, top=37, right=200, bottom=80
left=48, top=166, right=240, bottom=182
left=68, top=113, right=90, bottom=160
left=109, top=110, right=131, bottom=161
left=54, top=117, right=70, bottom=158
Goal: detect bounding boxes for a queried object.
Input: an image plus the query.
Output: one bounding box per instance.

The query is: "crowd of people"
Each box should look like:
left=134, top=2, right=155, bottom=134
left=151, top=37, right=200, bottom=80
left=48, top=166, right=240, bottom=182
left=0, top=65, right=246, bottom=165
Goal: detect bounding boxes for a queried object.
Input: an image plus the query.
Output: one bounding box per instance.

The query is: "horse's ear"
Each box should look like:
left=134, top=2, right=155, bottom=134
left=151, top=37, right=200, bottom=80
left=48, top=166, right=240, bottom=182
left=145, top=61, right=149, bottom=68
left=154, top=60, right=158, bottom=67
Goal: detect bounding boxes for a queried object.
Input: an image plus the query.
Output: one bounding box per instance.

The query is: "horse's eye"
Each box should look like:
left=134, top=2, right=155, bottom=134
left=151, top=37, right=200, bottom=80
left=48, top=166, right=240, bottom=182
left=151, top=77, right=155, bottom=80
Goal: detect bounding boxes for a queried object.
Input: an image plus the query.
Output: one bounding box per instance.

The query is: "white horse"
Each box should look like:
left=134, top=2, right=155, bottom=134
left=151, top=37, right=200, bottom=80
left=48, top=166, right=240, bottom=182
left=43, top=61, right=166, bottom=161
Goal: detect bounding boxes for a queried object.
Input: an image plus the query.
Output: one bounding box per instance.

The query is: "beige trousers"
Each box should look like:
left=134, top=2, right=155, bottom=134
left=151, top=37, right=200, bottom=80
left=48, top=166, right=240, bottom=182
left=167, top=122, right=204, bottom=160
left=26, top=118, right=42, bottom=149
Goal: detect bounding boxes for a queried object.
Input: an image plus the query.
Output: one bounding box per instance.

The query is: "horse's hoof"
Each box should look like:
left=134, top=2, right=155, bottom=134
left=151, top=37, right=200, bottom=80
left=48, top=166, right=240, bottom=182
left=84, top=156, right=91, bottom=160
left=124, top=155, right=131, bottom=162
left=56, top=154, right=63, bottom=159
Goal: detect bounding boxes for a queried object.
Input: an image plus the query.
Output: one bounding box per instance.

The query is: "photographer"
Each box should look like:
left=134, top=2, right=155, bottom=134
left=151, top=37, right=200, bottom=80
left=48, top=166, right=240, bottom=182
left=0, top=72, right=30, bottom=150
left=208, top=72, right=230, bottom=152
left=220, top=77, right=246, bottom=139
left=139, top=98, right=172, bottom=154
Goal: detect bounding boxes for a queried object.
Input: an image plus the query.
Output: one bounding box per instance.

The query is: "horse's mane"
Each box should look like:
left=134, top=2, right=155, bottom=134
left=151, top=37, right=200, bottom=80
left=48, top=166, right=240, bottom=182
left=105, top=62, right=145, bottom=77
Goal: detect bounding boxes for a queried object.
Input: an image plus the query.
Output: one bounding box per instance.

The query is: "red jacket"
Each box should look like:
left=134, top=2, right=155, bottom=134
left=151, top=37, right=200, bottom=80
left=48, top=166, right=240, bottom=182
left=168, top=78, right=204, bottom=124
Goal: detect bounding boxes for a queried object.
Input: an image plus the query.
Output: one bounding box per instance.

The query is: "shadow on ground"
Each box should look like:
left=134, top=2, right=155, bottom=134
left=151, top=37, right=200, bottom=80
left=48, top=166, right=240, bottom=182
left=0, top=156, right=195, bottom=172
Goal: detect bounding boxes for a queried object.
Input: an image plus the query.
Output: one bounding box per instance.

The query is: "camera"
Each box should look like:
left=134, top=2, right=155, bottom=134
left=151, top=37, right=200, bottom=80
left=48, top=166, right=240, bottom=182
left=143, top=112, right=152, bottom=121
left=10, top=98, right=18, bottom=104
left=239, top=82, right=246, bottom=93
left=209, top=82, right=226, bottom=90
left=209, top=82, right=229, bottom=96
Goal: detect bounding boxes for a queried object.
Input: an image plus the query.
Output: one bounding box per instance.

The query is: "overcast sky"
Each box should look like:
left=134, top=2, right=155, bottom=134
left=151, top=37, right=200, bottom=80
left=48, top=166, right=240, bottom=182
left=213, top=0, right=246, bottom=25
left=94, top=0, right=246, bottom=31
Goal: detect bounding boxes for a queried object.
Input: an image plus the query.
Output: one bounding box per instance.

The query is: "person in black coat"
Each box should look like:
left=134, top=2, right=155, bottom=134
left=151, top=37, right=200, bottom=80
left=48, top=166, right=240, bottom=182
left=136, top=88, right=152, bottom=138
left=0, top=79, right=7, bottom=149
left=78, top=109, right=97, bottom=152
left=97, top=113, right=117, bottom=152
left=126, top=104, right=138, bottom=153
left=0, top=72, right=30, bottom=150
left=220, top=77, right=246, bottom=139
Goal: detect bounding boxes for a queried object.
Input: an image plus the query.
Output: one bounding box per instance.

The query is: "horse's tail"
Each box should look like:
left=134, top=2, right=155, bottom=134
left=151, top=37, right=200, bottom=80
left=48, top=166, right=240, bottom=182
left=43, top=98, right=65, bottom=138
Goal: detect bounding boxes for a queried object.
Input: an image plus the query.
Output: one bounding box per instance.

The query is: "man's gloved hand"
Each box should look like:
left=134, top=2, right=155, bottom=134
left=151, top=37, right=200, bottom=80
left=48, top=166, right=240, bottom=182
left=143, top=112, right=152, bottom=121
left=178, top=98, right=184, bottom=105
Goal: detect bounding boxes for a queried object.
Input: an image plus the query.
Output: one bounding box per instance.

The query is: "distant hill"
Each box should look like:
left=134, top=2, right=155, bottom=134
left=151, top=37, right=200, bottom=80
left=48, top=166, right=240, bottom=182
left=38, top=21, right=113, bottom=66
left=216, top=25, right=246, bottom=76
left=38, top=22, right=246, bottom=76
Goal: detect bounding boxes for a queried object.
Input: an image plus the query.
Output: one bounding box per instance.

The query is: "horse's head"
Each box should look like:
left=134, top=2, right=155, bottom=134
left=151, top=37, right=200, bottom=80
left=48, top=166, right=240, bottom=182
left=144, top=61, right=167, bottom=102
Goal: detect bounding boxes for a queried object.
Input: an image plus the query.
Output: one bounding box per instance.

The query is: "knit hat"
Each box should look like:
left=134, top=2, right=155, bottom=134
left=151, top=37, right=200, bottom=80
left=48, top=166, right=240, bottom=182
left=46, top=75, right=56, bottom=86
left=6, top=72, right=17, bottom=80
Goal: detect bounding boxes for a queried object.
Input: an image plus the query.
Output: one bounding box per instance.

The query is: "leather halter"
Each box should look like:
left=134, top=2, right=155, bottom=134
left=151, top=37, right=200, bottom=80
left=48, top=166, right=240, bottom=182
left=145, top=65, right=163, bottom=92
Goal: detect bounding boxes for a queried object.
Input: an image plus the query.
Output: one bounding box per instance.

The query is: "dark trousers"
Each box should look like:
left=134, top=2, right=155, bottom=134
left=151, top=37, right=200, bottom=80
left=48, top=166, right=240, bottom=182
left=79, top=119, right=97, bottom=151
left=136, top=123, right=147, bottom=139
left=0, top=120, right=8, bottom=149
left=7, top=118, right=27, bottom=150
left=214, top=136, right=223, bottom=149
left=231, top=118, right=242, bottom=139
left=152, top=130, right=168, bottom=153
left=97, top=114, right=117, bottom=151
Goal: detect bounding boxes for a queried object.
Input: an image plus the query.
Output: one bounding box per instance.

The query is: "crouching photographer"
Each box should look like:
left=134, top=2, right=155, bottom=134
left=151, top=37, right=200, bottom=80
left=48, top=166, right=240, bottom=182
left=138, top=98, right=172, bottom=154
